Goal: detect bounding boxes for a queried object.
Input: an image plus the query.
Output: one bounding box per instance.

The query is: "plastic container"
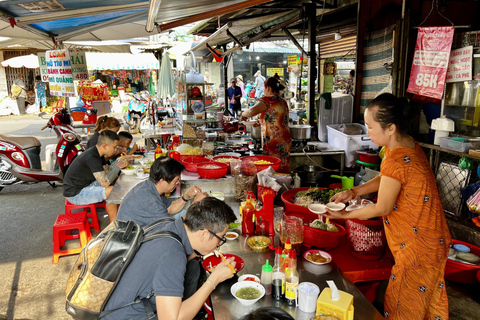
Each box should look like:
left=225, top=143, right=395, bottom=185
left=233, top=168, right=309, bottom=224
left=445, top=239, right=480, bottom=284
left=326, top=123, right=377, bottom=167
left=346, top=218, right=386, bottom=261
left=317, top=93, right=354, bottom=141
left=438, top=136, right=473, bottom=153
left=240, top=155, right=281, bottom=176
left=284, top=211, right=346, bottom=250
left=356, top=150, right=381, bottom=164
left=281, top=187, right=325, bottom=214
left=181, top=157, right=210, bottom=172
left=261, top=259, right=273, bottom=295
left=196, top=162, right=228, bottom=179
left=257, top=183, right=276, bottom=201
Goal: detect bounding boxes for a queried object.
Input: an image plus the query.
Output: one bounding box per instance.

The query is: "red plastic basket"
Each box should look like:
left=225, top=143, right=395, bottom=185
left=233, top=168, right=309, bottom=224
left=284, top=211, right=346, bottom=250
left=445, top=239, right=480, bottom=284
left=281, top=187, right=325, bottom=214
left=181, top=157, right=210, bottom=173
left=196, top=162, right=228, bottom=179
left=346, top=218, right=386, bottom=261
left=240, top=155, right=281, bottom=176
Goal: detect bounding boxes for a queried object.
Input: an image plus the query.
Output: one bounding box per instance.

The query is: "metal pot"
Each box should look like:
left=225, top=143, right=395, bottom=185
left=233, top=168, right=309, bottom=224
left=251, top=125, right=261, bottom=139
left=289, top=125, right=312, bottom=140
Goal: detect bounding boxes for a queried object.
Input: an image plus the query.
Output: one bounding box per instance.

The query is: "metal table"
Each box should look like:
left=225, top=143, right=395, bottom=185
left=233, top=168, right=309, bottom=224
left=72, top=122, right=95, bottom=134
left=210, top=198, right=383, bottom=320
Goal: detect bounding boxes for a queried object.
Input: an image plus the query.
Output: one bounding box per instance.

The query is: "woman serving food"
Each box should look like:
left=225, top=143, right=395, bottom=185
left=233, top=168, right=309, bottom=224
left=324, top=93, right=451, bottom=320
left=240, top=77, right=291, bottom=173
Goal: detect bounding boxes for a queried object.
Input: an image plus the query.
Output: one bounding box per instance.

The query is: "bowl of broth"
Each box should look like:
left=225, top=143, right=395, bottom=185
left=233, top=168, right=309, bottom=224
left=230, top=281, right=265, bottom=305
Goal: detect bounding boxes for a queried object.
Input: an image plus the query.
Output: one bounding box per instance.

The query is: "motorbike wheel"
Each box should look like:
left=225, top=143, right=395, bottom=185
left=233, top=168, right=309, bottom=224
left=131, top=118, right=140, bottom=133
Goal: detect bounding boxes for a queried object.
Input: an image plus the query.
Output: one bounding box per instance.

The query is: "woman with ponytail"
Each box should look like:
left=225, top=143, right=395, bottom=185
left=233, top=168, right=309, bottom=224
left=325, top=93, right=451, bottom=320
left=86, top=115, right=121, bottom=149
left=240, top=77, right=292, bottom=172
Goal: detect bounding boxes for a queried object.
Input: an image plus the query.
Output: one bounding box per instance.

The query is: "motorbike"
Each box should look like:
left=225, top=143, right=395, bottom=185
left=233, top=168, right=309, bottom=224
left=139, top=96, right=177, bottom=132
left=124, top=92, right=148, bottom=133
left=0, top=109, right=84, bottom=192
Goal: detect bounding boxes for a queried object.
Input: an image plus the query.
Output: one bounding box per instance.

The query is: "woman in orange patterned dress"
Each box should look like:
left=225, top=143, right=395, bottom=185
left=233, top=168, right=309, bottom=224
left=240, top=77, right=292, bottom=173
left=325, top=93, right=451, bottom=320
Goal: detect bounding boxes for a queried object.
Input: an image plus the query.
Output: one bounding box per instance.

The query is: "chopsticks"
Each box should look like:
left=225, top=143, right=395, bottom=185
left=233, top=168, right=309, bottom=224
left=214, top=250, right=236, bottom=274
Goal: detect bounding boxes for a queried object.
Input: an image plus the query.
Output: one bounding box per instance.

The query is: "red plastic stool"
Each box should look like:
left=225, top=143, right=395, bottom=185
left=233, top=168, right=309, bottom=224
left=52, top=212, right=91, bottom=264
left=65, top=199, right=101, bottom=232
left=95, top=200, right=106, bottom=210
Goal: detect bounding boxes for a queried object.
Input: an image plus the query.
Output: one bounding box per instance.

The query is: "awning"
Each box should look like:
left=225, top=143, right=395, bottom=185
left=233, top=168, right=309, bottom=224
left=85, top=52, right=159, bottom=70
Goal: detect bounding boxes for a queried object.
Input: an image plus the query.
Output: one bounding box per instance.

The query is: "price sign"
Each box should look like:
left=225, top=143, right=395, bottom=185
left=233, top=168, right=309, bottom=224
left=446, top=46, right=473, bottom=83
left=70, top=51, right=89, bottom=81
left=46, top=49, right=75, bottom=97
left=407, top=26, right=454, bottom=100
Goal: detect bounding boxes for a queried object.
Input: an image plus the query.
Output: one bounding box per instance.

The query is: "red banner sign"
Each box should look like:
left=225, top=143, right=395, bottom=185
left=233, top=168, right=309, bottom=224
left=406, top=26, right=454, bottom=100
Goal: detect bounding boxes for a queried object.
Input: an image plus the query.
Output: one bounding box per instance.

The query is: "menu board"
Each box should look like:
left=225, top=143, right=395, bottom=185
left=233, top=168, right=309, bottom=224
left=37, top=52, right=49, bottom=82
left=46, top=49, right=75, bottom=97
left=70, top=51, right=89, bottom=81
left=446, top=46, right=473, bottom=83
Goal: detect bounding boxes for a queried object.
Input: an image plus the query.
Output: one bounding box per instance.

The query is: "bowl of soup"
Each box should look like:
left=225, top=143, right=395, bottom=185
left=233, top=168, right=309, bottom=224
left=230, top=281, right=265, bottom=305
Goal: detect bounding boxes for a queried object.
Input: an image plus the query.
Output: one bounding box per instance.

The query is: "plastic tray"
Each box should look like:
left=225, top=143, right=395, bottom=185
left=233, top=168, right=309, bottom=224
left=438, top=137, right=473, bottom=153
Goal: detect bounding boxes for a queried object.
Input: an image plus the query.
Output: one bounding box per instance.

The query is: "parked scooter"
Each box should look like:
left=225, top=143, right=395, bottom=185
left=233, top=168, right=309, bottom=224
left=124, top=93, right=148, bottom=133
left=0, top=109, right=84, bottom=192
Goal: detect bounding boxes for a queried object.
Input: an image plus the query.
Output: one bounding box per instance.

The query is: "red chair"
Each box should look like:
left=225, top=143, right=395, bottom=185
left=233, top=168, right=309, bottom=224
left=52, top=212, right=91, bottom=264
left=65, top=199, right=101, bottom=232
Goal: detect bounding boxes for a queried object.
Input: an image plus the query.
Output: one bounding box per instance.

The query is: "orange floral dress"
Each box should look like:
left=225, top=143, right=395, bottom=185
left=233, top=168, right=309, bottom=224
left=258, top=95, right=292, bottom=173
left=380, top=142, right=451, bottom=320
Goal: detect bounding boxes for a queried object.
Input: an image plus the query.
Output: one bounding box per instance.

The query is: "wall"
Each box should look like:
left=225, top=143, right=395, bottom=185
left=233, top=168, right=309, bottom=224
left=0, top=51, right=6, bottom=95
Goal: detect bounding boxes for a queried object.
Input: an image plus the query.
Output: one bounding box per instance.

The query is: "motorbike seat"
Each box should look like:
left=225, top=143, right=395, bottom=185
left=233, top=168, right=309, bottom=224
left=0, top=133, right=41, bottom=149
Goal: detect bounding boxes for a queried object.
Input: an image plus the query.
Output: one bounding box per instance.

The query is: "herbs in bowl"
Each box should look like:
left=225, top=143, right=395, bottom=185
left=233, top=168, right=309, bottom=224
left=121, top=164, right=138, bottom=175
left=247, top=236, right=271, bottom=252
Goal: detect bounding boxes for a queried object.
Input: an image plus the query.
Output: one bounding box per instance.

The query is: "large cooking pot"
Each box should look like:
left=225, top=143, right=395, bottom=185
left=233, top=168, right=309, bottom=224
left=289, top=125, right=312, bottom=140
left=251, top=125, right=261, bottom=139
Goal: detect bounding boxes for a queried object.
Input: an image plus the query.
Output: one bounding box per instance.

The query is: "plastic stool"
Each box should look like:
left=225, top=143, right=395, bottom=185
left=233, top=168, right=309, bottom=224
left=65, top=199, right=100, bottom=232
left=52, top=212, right=91, bottom=264
left=95, top=200, right=106, bottom=210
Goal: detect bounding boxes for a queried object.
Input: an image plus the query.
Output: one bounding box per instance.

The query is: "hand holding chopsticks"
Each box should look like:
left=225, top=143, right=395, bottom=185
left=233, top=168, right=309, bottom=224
left=214, top=250, right=236, bottom=274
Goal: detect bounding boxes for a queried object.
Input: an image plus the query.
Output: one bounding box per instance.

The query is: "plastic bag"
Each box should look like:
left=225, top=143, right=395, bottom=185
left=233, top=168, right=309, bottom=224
left=235, top=175, right=255, bottom=202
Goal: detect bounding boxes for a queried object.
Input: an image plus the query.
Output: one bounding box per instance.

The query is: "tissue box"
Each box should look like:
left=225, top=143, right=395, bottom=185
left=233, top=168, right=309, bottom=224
left=316, top=287, right=354, bottom=320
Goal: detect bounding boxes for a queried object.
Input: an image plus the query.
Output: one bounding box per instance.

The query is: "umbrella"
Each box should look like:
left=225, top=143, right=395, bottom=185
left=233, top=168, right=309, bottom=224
left=1, top=54, right=39, bottom=68
left=157, top=52, right=175, bottom=99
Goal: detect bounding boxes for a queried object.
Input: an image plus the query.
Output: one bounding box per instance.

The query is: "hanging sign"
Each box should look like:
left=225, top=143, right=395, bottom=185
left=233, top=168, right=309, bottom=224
left=287, top=55, right=297, bottom=65
left=266, top=68, right=284, bottom=77
left=324, top=62, right=337, bottom=75
left=406, top=26, right=455, bottom=100
left=70, top=51, right=89, bottom=81
left=46, top=49, right=75, bottom=97
left=37, top=52, right=49, bottom=82
left=446, top=46, right=473, bottom=83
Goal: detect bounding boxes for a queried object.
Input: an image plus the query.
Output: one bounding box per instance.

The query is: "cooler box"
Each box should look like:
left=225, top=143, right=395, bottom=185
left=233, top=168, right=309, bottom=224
left=327, top=123, right=377, bottom=167
left=317, top=93, right=353, bottom=141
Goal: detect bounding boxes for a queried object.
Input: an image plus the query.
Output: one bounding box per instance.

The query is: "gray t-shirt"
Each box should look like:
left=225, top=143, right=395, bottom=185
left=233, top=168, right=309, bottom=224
left=255, top=75, right=265, bottom=89
left=101, top=218, right=193, bottom=320
left=117, top=179, right=173, bottom=227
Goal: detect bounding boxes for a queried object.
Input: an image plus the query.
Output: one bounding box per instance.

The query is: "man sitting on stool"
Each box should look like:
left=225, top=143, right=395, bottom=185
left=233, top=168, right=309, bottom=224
left=63, top=130, right=128, bottom=222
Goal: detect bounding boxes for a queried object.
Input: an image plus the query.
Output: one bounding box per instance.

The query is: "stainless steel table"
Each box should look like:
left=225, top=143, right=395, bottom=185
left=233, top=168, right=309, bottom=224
left=211, top=197, right=383, bottom=320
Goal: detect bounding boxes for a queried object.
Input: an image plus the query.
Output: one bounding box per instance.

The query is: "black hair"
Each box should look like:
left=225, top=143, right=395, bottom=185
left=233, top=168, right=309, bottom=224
left=149, top=156, right=185, bottom=184
left=366, top=93, right=413, bottom=136
left=350, top=70, right=355, bottom=77
left=118, top=131, right=133, bottom=141
left=264, top=77, right=285, bottom=94
left=239, top=307, right=294, bottom=320
left=273, top=73, right=280, bottom=80
left=97, top=130, right=119, bottom=146
left=35, top=75, right=41, bottom=81
left=184, top=197, right=236, bottom=235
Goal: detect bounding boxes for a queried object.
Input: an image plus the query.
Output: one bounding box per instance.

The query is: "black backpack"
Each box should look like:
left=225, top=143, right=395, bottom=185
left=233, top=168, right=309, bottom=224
left=65, top=217, right=181, bottom=320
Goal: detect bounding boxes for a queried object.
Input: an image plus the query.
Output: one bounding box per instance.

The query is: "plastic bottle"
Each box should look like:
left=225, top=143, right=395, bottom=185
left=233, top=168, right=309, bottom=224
left=241, top=197, right=255, bottom=234
left=293, top=173, right=301, bottom=188
left=284, top=250, right=299, bottom=306
left=281, top=237, right=292, bottom=269
left=272, top=246, right=285, bottom=300
left=260, top=259, right=273, bottom=295
left=155, top=143, right=162, bottom=159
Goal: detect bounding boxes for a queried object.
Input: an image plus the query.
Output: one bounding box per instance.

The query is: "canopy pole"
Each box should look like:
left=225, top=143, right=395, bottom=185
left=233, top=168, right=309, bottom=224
left=306, top=2, right=317, bottom=127
left=223, top=45, right=230, bottom=117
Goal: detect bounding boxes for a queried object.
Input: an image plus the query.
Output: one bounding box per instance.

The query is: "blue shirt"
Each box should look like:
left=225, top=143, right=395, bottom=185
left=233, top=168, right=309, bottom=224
left=117, top=179, right=173, bottom=227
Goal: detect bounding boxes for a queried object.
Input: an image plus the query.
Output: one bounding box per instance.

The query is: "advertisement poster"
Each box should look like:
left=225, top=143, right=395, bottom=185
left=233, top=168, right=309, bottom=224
left=37, top=52, right=49, bottom=82
left=406, top=26, right=454, bottom=100
left=266, top=68, right=284, bottom=77
left=446, top=46, right=473, bottom=83
left=46, top=49, right=75, bottom=97
left=70, top=51, right=89, bottom=81
left=287, top=55, right=297, bottom=65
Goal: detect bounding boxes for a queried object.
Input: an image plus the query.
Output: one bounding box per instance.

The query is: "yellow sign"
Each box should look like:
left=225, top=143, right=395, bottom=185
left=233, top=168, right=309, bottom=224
left=266, top=68, right=284, bottom=77
left=288, top=55, right=297, bottom=65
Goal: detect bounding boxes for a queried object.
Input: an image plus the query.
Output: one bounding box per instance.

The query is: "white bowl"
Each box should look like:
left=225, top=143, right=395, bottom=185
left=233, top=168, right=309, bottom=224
left=132, top=155, right=144, bottom=164
left=326, top=202, right=346, bottom=211
left=237, top=274, right=261, bottom=283
left=121, top=168, right=138, bottom=176
left=230, top=281, right=265, bottom=305
left=308, top=204, right=326, bottom=214
left=225, top=231, right=239, bottom=241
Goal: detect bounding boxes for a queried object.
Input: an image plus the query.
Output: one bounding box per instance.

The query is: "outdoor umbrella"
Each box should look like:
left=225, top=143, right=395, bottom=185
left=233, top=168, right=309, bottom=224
left=157, top=52, right=175, bottom=99
left=1, top=54, right=39, bottom=68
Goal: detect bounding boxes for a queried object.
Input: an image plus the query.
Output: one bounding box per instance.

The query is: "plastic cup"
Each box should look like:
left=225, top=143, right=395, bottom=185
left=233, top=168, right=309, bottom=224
left=297, top=282, right=320, bottom=313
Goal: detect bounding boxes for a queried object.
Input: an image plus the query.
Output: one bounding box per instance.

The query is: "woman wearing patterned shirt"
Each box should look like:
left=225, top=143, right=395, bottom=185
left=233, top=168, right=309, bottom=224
left=325, top=93, right=451, bottom=320
left=240, top=77, right=292, bottom=173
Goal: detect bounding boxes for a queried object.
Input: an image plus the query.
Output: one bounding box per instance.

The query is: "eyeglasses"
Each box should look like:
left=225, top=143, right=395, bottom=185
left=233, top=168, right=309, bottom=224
left=207, top=230, right=226, bottom=247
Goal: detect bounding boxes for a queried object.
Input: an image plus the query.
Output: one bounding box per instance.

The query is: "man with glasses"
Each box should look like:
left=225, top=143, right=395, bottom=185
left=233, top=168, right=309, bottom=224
left=63, top=130, right=128, bottom=222
left=117, top=156, right=208, bottom=226
left=101, top=197, right=237, bottom=320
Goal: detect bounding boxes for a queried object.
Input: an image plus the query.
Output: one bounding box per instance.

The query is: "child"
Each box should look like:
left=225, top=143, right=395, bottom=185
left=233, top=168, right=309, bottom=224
left=107, top=131, right=137, bottom=164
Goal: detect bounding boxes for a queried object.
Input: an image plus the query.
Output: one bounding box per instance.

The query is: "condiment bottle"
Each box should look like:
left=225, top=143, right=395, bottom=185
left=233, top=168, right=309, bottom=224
left=241, top=197, right=255, bottom=234
left=282, top=237, right=292, bottom=269
left=155, top=143, right=162, bottom=159
left=260, top=259, right=272, bottom=295
left=293, top=173, right=301, bottom=188
left=284, top=250, right=299, bottom=306
left=272, top=246, right=285, bottom=300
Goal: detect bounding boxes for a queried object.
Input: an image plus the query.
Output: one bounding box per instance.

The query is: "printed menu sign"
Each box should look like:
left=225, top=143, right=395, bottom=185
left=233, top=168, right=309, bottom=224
left=46, top=49, right=75, bottom=97
left=70, top=51, right=89, bottom=81
left=267, top=68, right=284, bottom=76
left=37, top=52, right=49, bottom=82
left=446, top=46, right=473, bottom=83
left=407, top=26, right=455, bottom=100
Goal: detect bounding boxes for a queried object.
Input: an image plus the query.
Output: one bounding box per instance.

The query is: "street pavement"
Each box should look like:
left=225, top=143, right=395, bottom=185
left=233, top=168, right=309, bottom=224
left=0, top=114, right=133, bottom=319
